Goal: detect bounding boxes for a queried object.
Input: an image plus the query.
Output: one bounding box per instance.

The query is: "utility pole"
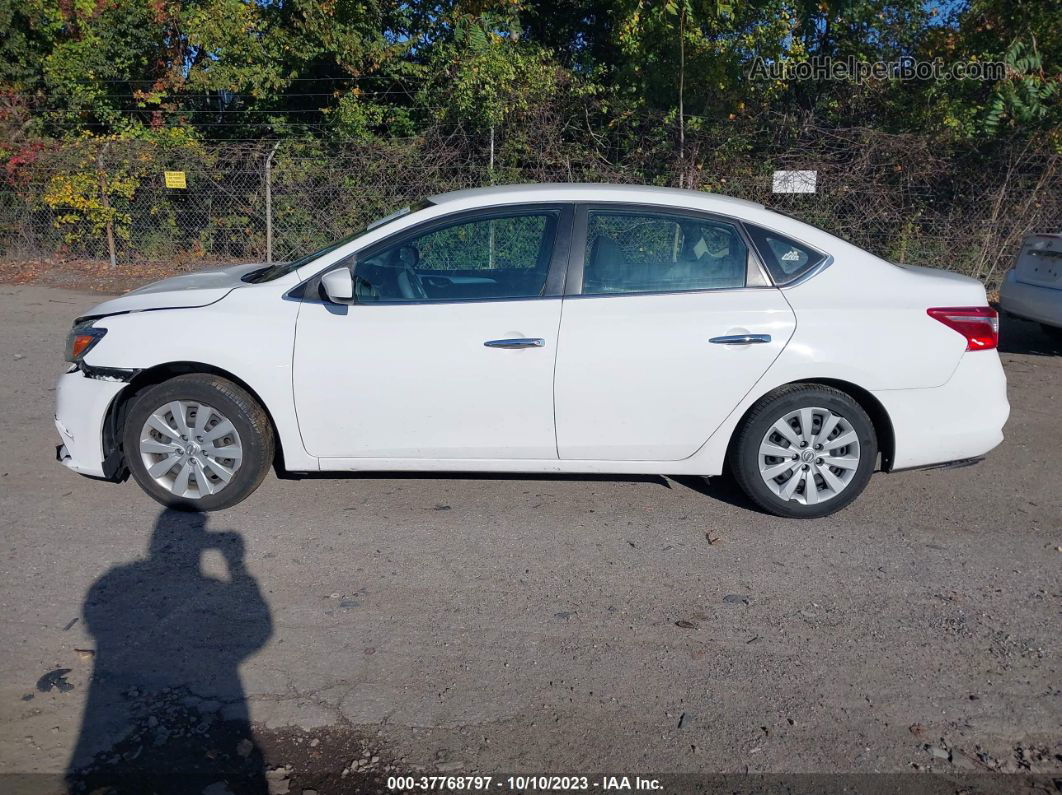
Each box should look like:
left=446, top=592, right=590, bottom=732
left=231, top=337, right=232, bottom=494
left=678, top=4, right=686, bottom=189
left=98, top=142, right=117, bottom=268
left=264, top=141, right=280, bottom=264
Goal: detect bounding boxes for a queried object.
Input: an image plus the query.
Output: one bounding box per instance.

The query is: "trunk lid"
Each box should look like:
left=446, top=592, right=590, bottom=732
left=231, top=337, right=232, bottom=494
left=893, top=263, right=989, bottom=306
left=1013, top=233, right=1061, bottom=290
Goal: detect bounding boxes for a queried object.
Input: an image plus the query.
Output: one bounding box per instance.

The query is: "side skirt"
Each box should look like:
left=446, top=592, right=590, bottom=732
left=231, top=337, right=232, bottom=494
left=314, top=457, right=721, bottom=477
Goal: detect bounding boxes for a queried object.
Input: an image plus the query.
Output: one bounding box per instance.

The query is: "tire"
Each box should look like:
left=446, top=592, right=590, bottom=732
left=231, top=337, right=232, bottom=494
left=1040, top=323, right=1062, bottom=342
left=728, top=384, right=877, bottom=519
left=122, top=374, right=274, bottom=511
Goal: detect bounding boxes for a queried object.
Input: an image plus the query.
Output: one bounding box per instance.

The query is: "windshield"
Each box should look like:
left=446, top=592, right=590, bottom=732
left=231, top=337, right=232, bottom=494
left=243, top=199, right=434, bottom=283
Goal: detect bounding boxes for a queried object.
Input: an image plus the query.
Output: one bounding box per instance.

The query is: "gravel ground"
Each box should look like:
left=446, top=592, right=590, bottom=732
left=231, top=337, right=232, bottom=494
left=0, top=285, right=1059, bottom=793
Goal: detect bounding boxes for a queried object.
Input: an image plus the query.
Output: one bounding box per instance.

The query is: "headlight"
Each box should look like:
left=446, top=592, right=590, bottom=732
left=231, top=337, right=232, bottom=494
left=65, top=322, right=107, bottom=362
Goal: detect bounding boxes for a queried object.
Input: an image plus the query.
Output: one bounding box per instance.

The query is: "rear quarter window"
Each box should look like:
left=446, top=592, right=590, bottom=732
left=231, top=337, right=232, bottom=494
left=745, top=224, right=827, bottom=285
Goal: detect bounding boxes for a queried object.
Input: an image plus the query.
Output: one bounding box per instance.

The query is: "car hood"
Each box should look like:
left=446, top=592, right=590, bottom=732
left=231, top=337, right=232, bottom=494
left=79, top=263, right=264, bottom=319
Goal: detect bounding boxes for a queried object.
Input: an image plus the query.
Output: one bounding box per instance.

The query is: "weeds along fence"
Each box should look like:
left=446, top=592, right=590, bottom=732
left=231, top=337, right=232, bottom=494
left=0, top=126, right=1057, bottom=289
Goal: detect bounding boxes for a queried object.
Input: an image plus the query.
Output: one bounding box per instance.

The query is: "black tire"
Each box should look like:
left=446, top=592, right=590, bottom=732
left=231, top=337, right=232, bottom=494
left=1040, top=323, right=1062, bottom=342
left=728, top=384, right=877, bottom=519
left=122, top=374, right=274, bottom=511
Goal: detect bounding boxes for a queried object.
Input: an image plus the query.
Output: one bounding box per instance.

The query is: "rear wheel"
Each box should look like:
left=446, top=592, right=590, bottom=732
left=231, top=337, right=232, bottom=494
left=123, top=374, right=274, bottom=511
left=729, top=385, right=877, bottom=519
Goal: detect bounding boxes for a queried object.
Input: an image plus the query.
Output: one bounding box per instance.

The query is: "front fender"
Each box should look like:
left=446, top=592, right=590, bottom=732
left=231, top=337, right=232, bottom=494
left=77, top=287, right=317, bottom=472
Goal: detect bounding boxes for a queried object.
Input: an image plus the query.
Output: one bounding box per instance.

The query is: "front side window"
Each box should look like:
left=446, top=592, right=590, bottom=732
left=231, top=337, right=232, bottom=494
left=581, top=210, right=747, bottom=295
left=745, top=225, right=827, bottom=284
left=352, top=211, right=558, bottom=302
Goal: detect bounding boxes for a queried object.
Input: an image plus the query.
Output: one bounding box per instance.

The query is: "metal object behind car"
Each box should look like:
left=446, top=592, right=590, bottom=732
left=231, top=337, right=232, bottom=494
left=1000, top=233, right=1062, bottom=331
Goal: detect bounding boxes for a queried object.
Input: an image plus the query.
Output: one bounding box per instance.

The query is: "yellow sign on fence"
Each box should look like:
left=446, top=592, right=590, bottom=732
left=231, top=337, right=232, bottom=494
left=164, top=170, right=187, bottom=189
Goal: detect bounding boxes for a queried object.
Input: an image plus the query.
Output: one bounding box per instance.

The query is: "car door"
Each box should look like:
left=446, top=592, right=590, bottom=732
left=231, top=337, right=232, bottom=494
left=554, top=205, right=797, bottom=461
left=293, top=204, right=572, bottom=460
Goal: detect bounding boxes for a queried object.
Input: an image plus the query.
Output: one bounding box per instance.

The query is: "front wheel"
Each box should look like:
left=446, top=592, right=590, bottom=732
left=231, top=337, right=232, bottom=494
left=122, top=374, right=274, bottom=511
left=728, top=385, right=877, bottom=519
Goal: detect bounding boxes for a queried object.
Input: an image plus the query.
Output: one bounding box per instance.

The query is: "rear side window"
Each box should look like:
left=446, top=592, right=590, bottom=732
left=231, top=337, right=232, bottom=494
left=745, top=225, right=827, bottom=285
left=582, top=210, right=747, bottom=295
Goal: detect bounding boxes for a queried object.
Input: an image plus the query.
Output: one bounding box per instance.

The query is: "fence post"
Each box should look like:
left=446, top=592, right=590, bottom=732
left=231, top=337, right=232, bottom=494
left=97, top=142, right=117, bottom=268
left=264, top=141, right=280, bottom=264
left=488, top=125, right=495, bottom=184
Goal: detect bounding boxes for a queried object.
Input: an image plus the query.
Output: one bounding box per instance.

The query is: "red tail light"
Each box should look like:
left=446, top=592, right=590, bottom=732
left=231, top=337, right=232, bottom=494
left=927, top=306, right=998, bottom=351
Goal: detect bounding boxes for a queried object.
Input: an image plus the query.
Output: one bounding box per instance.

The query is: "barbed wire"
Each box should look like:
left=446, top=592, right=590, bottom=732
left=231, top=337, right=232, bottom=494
left=0, top=125, right=1055, bottom=290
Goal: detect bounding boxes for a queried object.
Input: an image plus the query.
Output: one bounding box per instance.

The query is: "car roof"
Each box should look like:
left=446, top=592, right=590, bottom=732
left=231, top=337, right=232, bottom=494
left=428, top=183, right=764, bottom=213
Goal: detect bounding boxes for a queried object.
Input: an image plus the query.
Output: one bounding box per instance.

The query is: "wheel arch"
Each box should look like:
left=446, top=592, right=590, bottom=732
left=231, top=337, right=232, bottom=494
left=103, top=361, right=287, bottom=474
left=727, top=378, right=896, bottom=472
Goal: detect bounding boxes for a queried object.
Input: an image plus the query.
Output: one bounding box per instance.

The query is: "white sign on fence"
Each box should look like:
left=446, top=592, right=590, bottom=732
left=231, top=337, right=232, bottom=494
left=772, top=170, right=817, bottom=194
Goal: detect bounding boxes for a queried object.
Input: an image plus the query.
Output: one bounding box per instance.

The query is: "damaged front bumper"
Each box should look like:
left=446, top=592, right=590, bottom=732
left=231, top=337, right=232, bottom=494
left=54, top=366, right=130, bottom=480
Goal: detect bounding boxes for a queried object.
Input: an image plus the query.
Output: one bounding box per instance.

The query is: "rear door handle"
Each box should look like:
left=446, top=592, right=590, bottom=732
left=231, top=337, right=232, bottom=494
left=709, top=334, right=772, bottom=345
left=484, top=338, right=545, bottom=349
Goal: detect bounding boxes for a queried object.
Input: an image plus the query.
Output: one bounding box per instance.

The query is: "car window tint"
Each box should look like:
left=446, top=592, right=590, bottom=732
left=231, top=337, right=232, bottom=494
left=582, top=211, right=747, bottom=295
left=745, top=224, right=827, bottom=284
left=353, top=212, right=557, bottom=302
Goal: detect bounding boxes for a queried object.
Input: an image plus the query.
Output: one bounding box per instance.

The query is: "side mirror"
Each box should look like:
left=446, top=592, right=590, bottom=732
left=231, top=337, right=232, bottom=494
left=320, top=267, right=355, bottom=304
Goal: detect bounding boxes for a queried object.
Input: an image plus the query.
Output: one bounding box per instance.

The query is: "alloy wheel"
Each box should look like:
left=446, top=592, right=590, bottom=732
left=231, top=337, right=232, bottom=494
left=756, top=407, right=861, bottom=506
left=138, top=400, right=244, bottom=499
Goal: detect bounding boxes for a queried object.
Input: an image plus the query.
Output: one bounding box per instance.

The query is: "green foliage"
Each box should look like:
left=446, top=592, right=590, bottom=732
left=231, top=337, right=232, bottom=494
left=985, top=40, right=1058, bottom=134
left=0, top=0, right=1056, bottom=155
left=420, top=11, right=558, bottom=132
left=40, top=136, right=143, bottom=244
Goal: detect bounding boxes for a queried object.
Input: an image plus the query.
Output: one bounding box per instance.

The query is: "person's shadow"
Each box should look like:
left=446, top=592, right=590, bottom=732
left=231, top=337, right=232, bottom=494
left=66, top=509, right=273, bottom=794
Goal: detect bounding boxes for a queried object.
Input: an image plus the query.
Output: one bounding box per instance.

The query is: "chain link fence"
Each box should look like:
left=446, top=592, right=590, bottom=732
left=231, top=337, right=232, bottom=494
left=1, top=126, right=1057, bottom=289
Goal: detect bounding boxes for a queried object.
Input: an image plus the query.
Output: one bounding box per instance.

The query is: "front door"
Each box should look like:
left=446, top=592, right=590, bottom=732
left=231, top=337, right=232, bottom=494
left=293, top=206, right=571, bottom=460
left=554, top=207, right=796, bottom=461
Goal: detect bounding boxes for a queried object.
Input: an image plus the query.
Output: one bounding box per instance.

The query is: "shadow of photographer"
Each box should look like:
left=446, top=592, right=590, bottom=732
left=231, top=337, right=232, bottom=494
left=67, top=508, right=273, bottom=794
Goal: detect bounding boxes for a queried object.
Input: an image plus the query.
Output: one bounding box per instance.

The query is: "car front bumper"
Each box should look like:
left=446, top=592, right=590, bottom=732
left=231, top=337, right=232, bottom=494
left=999, top=269, right=1062, bottom=329
left=54, top=367, right=128, bottom=478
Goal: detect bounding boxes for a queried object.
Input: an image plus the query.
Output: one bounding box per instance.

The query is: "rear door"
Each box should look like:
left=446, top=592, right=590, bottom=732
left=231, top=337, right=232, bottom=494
left=553, top=205, right=796, bottom=461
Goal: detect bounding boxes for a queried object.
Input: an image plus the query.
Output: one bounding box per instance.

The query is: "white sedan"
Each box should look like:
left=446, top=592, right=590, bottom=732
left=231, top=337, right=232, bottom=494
left=55, top=184, right=1009, bottom=518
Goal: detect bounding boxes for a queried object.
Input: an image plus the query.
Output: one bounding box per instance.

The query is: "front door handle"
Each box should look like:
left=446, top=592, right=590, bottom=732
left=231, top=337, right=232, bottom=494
left=484, top=338, right=545, bottom=349
left=709, top=334, right=772, bottom=345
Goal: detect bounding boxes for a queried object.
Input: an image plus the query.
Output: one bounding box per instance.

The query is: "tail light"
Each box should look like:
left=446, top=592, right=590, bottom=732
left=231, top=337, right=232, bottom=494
left=927, top=306, right=998, bottom=351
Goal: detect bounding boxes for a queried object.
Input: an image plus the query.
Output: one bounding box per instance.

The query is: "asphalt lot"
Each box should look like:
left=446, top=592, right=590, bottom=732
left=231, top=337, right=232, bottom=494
left=0, top=284, right=1059, bottom=792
